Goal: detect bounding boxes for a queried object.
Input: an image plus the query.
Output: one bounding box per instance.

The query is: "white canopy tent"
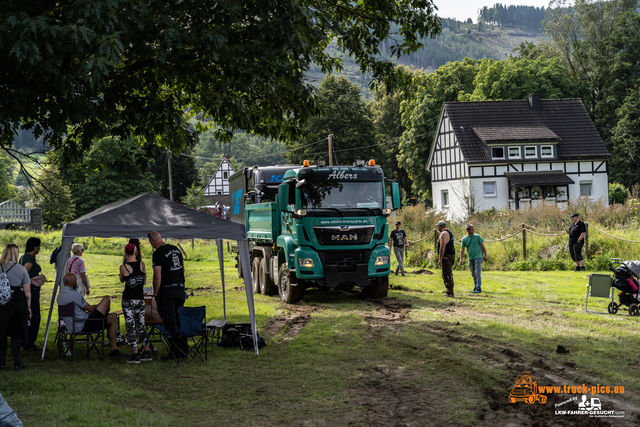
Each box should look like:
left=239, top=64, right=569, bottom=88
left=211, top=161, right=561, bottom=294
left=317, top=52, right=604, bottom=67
left=41, top=192, right=258, bottom=358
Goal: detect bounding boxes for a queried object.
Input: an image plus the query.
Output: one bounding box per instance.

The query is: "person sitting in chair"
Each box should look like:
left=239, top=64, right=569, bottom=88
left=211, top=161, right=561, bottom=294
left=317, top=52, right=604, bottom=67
left=56, top=273, right=128, bottom=360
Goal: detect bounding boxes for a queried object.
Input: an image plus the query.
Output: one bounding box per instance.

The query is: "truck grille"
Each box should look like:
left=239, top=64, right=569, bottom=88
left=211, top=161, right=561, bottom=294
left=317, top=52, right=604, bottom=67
left=313, top=225, right=374, bottom=245
left=318, top=251, right=371, bottom=272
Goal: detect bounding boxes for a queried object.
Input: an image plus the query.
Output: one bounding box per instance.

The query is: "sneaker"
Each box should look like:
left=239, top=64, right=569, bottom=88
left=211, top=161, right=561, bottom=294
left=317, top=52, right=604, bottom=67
left=444, top=293, right=455, bottom=298
left=140, top=351, right=153, bottom=362
left=395, top=271, right=398, bottom=276
left=14, top=363, right=26, bottom=371
left=574, top=267, right=581, bottom=272
left=580, top=267, right=586, bottom=271
left=109, top=350, right=130, bottom=360
left=401, top=274, right=405, bottom=277
left=127, top=354, right=141, bottom=364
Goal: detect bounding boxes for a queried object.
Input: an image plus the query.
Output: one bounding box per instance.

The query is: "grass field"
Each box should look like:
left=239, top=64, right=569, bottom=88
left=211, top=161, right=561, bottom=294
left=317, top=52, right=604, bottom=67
left=1, top=238, right=639, bottom=426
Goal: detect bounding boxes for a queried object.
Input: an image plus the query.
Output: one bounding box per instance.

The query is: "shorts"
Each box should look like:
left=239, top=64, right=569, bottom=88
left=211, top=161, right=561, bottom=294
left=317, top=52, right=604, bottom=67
left=81, top=309, right=107, bottom=333
left=569, top=240, right=584, bottom=262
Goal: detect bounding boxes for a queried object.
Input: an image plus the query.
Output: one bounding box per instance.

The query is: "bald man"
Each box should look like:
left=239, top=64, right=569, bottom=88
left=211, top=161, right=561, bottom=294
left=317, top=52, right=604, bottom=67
left=148, top=231, right=186, bottom=360
left=56, top=273, right=128, bottom=359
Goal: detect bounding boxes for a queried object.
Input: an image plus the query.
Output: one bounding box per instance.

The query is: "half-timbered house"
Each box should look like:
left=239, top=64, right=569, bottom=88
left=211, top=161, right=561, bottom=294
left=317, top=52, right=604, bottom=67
left=426, top=95, right=611, bottom=219
left=204, top=156, right=235, bottom=206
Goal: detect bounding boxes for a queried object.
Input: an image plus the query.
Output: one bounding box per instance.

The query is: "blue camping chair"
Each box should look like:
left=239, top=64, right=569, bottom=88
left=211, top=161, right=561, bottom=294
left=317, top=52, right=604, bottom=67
left=156, top=306, right=208, bottom=362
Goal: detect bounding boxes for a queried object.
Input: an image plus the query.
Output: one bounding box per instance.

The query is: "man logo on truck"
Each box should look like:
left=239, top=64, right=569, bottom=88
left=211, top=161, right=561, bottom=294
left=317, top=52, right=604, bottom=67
left=508, top=372, right=548, bottom=404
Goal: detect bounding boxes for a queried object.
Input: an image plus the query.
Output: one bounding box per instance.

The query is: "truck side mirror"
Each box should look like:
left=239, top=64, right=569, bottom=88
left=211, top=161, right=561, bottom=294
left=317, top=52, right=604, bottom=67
left=391, top=182, right=401, bottom=210
left=278, top=184, right=289, bottom=211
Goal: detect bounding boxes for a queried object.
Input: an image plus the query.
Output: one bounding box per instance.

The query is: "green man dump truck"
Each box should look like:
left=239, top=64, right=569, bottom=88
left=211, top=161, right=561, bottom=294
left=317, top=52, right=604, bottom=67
left=229, top=160, right=401, bottom=303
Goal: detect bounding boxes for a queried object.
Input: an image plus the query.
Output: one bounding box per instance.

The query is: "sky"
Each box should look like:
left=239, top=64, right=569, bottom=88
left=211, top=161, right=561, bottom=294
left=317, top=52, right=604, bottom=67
left=434, top=0, right=552, bottom=23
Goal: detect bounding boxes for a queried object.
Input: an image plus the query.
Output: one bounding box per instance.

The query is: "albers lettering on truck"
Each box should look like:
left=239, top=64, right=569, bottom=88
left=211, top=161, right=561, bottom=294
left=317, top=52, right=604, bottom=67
left=229, top=160, right=401, bottom=303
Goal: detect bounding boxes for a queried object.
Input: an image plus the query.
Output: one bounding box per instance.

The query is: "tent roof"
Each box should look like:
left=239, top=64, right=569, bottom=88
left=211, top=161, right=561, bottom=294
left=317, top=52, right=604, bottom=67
left=63, top=192, right=246, bottom=240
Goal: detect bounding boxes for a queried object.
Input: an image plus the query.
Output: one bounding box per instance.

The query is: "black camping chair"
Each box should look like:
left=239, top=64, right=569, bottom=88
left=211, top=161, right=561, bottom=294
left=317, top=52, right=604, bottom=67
left=56, top=302, right=107, bottom=361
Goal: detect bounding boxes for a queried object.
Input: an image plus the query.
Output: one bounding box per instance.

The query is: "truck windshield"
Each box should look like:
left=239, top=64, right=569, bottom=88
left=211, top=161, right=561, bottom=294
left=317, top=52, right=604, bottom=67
left=300, top=181, right=383, bottom=210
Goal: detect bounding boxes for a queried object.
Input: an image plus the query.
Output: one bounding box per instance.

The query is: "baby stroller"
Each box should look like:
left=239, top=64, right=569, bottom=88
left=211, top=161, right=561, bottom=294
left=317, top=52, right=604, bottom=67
left=608, top=259, right=640, bottom=316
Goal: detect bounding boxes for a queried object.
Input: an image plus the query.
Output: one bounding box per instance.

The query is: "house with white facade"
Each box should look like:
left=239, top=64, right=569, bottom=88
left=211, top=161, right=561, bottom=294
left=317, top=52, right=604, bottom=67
left=204, top=156, right=235, bottom=206
left=426, top=95, right=611, bottom=220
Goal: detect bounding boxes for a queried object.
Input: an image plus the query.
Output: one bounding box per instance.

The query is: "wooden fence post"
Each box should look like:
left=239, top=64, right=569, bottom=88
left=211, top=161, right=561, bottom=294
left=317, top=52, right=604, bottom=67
left=434, top=228, right=439, bottom=253
left=522, top=223, right=527, bottom=260
left=585, top=222, right=589, bottom=260
left=191, top=239, right=195, bottom=249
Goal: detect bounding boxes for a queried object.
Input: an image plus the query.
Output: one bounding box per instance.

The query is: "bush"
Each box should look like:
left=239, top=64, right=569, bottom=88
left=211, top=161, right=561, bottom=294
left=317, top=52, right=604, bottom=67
left=609, top=183, right=629, bottom=205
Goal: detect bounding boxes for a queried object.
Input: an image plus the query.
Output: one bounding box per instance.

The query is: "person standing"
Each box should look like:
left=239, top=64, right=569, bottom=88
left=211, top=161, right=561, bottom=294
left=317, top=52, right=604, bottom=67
left=19, top=238, right=47, bottom=351
left=67, top=243, right=90, bottom=296
left=563, top=213, right=586, bottom=272
left=0, top=244, right=31, bottom=371
left=119, top=243, right=153, bottom=364
left=459, top=225, right=488, bottom=294
left=148, top=231, right=187, bottom=360
left=437, top=220, right=456, bottom=298
left=389, top=221, right=409, bottom=277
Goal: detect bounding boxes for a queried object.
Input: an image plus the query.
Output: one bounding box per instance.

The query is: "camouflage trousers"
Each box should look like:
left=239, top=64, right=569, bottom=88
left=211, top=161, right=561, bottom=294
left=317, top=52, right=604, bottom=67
left=121, top=299, right=150, bottom=351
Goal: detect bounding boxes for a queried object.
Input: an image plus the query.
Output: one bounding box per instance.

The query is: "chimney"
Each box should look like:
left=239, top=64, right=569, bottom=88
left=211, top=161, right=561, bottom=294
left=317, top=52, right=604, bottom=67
left=528, top=94, right=542, bottom=111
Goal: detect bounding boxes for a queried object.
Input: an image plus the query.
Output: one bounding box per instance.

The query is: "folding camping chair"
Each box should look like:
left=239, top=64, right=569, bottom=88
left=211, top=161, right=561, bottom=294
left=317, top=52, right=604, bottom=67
left=156, top=306, right=208, bottom=363
left=586, top=273, right=614, bottom=314
left=56, top=302, right=107, bottom=361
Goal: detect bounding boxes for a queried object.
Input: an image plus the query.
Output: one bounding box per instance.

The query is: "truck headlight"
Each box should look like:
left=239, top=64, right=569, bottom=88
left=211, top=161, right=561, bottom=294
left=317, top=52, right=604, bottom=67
left=298, top=258, right=314, bottom=268
left=375, top=256, right=389, bottom=265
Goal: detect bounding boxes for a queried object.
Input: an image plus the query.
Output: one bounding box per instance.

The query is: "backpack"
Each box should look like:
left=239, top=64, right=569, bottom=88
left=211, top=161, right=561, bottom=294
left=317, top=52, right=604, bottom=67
left=0, top=264, right=17, bottom=306
left=50, top=246, right=62, bottom=264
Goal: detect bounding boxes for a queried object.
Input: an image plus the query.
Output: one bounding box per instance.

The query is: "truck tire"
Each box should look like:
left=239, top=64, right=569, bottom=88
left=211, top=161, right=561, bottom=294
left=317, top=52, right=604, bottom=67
left=278, top=263, right=303, bottom=303
left=365, top=276, right=389, bottom=299
left=260, top=257, right=277, bottom=295
left=251, top=257, right=261, bottom=295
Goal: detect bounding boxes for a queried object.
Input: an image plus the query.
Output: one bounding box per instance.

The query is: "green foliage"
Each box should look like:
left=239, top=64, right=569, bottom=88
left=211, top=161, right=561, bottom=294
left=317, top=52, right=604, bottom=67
left=0, top=150, right=16, bottom=201
left=147, top=147, right=198, bottom=202
left=608, top=183, right=629, bottom=205
left=0, top=0, right=441, bottom=155
left=181, top=182, right=207, bottom=210
left=56, top=137, right=160, bottom=217
left=284, top=75, right=377, bottom=165
left=28, top=163, right=74, bottom=229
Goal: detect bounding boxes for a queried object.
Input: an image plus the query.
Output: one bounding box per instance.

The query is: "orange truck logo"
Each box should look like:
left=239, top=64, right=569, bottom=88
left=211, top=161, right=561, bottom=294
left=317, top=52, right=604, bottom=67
left=508, top=372, right=548, bottom=404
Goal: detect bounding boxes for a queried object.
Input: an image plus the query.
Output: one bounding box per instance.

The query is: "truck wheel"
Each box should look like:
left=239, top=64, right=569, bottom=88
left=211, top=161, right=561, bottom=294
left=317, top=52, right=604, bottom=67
left=251, top=257, right=261, bottom=295
left=278, top=263, right=303, bottom=303
left=365, top=276, right=389, bottom=299
left=260, top=258, right=277, bottom=295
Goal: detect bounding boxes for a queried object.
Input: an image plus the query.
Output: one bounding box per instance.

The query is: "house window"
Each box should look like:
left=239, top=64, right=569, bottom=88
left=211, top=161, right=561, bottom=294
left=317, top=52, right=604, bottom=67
left=491, top=147, right=504, bottom=160
left=442, top=190, right=449, bottom=208
left=483, top=182, right=496, bottom=197
left=524, top=146, right=536, bottom=158
left=580, top=182, right=592, bottom=197
left=223, top=172, right=228, bottom=180
left=508, top=147, right=521, bottom=159
left=541, top=145, right=553, bottom=158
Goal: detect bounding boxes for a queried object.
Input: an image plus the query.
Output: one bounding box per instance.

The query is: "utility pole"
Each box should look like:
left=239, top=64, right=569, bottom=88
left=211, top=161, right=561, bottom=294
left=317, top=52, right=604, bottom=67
left=167, top=149, right=174, bottom=201
left=328, top=134, right=334, bottom=166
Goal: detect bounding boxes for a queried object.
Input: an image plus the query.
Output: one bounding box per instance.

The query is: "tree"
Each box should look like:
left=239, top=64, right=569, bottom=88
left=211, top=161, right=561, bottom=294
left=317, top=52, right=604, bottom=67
left=284, top=75, right=377, bottom=165
left=398, top=58, right=479, bottom=199
left=0, top=151, right=16, bottom=202
left=370, top=69, right=414, bottom=195
left=55, top=136, right=161, bottom=217
left=29, top=163, right=74, bottom=229
left=611, top=88, right=640, bottom=187
left=181, top=183, right=207, bottom=210
left=461, top=57, right=582, bottom=101
left=0, top=0, right=441, bottom=156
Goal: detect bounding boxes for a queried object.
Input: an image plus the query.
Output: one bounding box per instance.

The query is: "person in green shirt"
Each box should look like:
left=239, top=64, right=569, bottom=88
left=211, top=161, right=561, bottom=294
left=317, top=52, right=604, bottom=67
left=459, top=224, right=488, bottom=294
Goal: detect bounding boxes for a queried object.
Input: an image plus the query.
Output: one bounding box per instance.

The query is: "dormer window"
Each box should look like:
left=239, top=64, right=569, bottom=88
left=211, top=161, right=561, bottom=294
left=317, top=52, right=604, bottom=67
left=492, top=147, right=504, bottom=159
left=508, top=147, right=521, bottom=159
left=541, top=145, right=553, bottom=158
left=524, top=146, right=536, bottom=158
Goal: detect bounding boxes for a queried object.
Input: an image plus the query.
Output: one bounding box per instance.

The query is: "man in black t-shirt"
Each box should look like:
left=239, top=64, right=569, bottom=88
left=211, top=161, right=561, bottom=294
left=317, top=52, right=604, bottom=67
left=149, top=231, right=186, bottom=359
left=563, top=213, right=587, bottom=272
left=389, top=221, right=409, bottom=276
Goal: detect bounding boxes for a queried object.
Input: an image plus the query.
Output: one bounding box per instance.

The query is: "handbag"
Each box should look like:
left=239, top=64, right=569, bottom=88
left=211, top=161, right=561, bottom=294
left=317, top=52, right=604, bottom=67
left=31, top=274, right=47, bottom=287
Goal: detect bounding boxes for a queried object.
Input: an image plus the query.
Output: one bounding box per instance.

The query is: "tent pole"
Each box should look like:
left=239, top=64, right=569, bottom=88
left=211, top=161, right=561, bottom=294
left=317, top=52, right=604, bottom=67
left=216, top=238, right=226, bottom=321
left=41, top=236, right=74, bottom=360
left=237, top=239, right=259, bottom=355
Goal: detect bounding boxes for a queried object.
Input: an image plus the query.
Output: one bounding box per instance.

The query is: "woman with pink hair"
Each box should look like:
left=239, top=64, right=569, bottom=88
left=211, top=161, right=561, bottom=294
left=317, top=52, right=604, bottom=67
left=119, top=243, right=152, bottom=364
